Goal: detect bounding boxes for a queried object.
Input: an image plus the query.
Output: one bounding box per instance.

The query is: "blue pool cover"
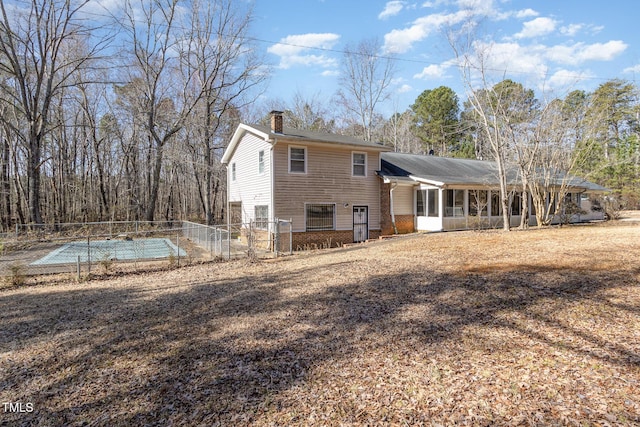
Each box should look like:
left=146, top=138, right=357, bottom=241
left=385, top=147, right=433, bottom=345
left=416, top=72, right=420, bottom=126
left=31, top=238, right=186, bottom=265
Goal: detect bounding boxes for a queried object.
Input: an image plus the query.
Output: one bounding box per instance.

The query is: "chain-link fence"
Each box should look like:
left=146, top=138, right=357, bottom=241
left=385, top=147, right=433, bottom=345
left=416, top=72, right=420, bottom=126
left=181, top=219, right=292, bottom=260
left=1, top=219, right=293, bottom=281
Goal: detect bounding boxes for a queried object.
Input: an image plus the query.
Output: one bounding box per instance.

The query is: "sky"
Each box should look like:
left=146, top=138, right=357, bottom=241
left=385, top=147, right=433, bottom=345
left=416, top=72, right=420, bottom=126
left=252, top=0, right=640, bottom=116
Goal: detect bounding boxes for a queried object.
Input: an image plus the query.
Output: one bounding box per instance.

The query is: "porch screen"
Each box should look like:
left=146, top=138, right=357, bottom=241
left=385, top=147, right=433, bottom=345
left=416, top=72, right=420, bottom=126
left=306, top=203, right=335, bottom=231
left=427, top=189, right=439, bottom=217
left=444, top=189, right=464, bottom=217
left=417, top=189, right=439, bottom=217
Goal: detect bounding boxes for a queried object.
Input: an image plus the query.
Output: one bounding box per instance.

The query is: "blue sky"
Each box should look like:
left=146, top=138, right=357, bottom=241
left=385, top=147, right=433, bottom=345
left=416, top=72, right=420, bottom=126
left=252, top=0, right=639, bottom=116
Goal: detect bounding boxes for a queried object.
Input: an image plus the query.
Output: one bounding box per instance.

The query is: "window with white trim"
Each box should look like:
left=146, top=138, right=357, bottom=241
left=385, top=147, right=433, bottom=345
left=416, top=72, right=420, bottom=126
left=416, top=190, right=425, bottom=216
left=254, top=205, right=268, bottom=229
left=305, top=203, right=335, bottom=231
left=427, top=189, right=439, bottom=217
left=258, top=150, right=265, bottom=174
left=417, top=189, right=440, bottom=217
left=289, top=146, right=306, bottom=173
left=352, top=152, right=366, bottom=176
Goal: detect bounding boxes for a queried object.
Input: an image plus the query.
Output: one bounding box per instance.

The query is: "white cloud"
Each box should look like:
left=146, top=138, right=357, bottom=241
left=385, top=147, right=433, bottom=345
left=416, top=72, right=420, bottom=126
left=546, top=69, right=594, bottom=90
left=321, top=70, right=340, bottom=77
left=623, top=64, right=640, bottom=74
left=379, top=1, right=405, bottom=20
left=546, top=40, right=628, bottom=65
left=514, top=17, right=557, bottom=39
left=577, top=40, right=627, bottom=62
left=414, top=63, right=449, bottom=79
left=267, top=33, right=341, bottom=69
left=514, top=8, right=538, bottom=19
left=397, top=84, right=413, bottom=93
left=383, top=9, right=472, bottom=53
left=560, top=23, right=583, bottom=37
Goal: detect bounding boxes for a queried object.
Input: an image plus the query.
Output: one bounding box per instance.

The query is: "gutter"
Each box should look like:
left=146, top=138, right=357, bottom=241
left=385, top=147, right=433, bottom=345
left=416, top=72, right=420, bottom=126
left=389, top=182, right=398, bottom=234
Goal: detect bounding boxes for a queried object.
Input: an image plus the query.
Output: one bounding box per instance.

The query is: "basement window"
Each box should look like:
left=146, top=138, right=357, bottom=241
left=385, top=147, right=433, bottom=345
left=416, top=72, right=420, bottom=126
left=306, top=203, right=335, bottom=231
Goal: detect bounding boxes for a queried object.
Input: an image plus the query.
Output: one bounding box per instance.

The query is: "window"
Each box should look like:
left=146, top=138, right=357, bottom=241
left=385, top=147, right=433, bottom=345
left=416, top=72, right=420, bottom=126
left=427, top=189, right=439, bottom=217
left=306, top=203, right=335, bottom=231
left=231, top=163, right=236, bottom=181
left=289, top=146, right=306, bottom=173
left=444, top=189, right=464, bottom=217
left=352, top=152, right=366, bottom=176
left=469, top=190, right=488, bottom=216
left=254, top=205, right=268, bottom=229
left=416, top=190, right=425, bottom=216
left=258, top=150, right=265, bottom=174
left=417, top=189, right=439, bottom=217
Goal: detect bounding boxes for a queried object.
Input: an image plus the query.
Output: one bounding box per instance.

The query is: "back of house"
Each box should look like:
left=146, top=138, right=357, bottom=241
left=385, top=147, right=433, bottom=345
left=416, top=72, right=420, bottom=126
left=222, top=111, right=391, bottom=249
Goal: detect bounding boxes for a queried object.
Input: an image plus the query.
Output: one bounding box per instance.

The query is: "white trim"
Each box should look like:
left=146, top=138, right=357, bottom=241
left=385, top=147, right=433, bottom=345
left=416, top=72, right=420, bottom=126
left=222, top=123, right=272, bottom=165
left=409, top=175, right=445, bottom=187
left=351, top=151, right=367, bottom=177
left=288, top=145, right=307, bottom=174
left=352, top=204, right=370, bottom=241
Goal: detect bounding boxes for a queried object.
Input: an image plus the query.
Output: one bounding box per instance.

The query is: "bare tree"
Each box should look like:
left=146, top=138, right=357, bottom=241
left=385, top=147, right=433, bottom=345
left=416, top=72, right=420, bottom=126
left=0, top=0, right=106, bottom=224
left=183, top=0, right=266, bottom=225
left=447, top=23, right=523, bottom=231
left=336, top=38, right=396, bottom=141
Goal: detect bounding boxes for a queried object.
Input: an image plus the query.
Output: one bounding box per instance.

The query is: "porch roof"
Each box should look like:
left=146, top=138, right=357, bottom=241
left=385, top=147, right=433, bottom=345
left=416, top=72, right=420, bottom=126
left=380, top=152, right=507, bottom=186
left=379, top=152, right=609, bottom=192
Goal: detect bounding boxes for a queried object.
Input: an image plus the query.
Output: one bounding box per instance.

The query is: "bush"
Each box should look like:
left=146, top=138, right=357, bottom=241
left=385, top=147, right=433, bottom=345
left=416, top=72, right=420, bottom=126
left=4, top=263, right=26, bottom=287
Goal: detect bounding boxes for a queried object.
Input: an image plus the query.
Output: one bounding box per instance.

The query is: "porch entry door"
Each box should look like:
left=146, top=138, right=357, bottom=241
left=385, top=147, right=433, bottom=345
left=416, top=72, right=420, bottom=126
left=353, top=206, right=368, bottom=243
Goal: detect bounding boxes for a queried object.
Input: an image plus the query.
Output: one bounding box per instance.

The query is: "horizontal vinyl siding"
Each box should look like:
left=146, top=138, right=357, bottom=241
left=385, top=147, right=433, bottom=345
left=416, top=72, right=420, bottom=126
left=273, top=142, right=382, bottom=232
left=227, top=133, right=272, bottom=224
left=393, top=185, right=414, bottom=215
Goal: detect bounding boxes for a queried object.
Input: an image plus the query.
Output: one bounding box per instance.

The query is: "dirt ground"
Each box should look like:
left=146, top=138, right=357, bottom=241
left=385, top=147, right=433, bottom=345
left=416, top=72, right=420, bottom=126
left=1, top=220, right=639, bottom=426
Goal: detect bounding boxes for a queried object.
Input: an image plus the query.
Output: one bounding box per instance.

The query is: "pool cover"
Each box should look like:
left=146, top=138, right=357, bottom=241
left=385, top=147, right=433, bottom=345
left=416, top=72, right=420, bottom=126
left=31, top=238, right=186, bottom=265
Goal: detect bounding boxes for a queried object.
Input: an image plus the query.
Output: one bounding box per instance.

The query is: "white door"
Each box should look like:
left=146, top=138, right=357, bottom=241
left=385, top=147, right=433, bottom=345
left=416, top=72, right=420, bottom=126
left=353, top=206, right=368, bottom=242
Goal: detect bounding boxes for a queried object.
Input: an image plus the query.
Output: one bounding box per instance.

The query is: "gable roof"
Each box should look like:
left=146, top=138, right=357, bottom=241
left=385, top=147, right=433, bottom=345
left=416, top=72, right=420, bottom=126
left=380, top=152, right=609, bottom=192
left=222, top=123, right=390, bottom=165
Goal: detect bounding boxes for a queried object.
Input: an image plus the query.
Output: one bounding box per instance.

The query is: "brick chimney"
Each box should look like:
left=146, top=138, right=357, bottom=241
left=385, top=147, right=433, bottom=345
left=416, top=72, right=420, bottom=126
left=270, top=110, right=283, bottom=134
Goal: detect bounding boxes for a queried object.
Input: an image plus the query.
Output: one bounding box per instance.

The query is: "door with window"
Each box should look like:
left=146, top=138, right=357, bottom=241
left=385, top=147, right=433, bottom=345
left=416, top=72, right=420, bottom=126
left=353, top=206, right=368, bottom=243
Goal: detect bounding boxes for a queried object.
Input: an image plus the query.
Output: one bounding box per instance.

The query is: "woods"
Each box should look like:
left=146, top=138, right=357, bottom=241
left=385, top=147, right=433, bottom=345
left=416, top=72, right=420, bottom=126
left=0, top=0, right=262, bottom=228
left=0, top=0, right=638, bottom=231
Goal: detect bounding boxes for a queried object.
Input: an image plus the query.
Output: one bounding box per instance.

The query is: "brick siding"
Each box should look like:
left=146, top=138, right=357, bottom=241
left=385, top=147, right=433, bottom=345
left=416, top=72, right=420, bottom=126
left=380, top=182, right=415, bottom=235
left=293, top=229, right=381, bottom=250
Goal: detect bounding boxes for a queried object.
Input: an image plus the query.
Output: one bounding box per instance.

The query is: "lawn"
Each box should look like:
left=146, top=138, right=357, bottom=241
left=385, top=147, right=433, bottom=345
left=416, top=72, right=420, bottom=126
left=1, top=222, right=639, bottom=425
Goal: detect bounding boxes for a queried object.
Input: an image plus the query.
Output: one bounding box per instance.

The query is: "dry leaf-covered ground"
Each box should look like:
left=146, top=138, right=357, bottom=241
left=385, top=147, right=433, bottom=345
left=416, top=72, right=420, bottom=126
left=1, top=221, right=639, bottom=426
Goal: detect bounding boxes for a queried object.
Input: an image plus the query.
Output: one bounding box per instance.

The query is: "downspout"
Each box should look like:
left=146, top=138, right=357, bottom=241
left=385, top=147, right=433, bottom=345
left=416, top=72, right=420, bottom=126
left=390, top=182, right=398, bottom=234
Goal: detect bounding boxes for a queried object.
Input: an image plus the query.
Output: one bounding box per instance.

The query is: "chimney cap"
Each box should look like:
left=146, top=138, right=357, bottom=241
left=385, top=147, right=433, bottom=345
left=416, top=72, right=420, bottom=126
left=270, top=110, right=284, bottom=115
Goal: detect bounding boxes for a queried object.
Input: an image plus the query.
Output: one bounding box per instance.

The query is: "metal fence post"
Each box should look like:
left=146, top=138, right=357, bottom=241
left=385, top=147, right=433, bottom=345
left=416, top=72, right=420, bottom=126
left=177, top=234, right=180, bottom=267
left=289, top=218, right=293, bottom=255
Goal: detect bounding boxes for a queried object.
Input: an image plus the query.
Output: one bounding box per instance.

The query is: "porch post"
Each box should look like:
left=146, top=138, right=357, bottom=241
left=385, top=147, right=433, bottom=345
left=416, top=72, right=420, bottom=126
left=438, top=187, right=444, bottom=231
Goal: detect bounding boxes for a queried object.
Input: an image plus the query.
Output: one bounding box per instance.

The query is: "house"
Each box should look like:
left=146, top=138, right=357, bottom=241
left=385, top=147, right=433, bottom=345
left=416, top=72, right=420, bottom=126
left=221, top=111, right=391, bottom=249
left=378, top=151, right=609, bottom=233
left=223, top=112, right=608, bottom=248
